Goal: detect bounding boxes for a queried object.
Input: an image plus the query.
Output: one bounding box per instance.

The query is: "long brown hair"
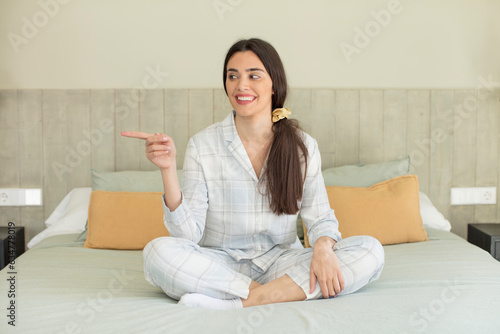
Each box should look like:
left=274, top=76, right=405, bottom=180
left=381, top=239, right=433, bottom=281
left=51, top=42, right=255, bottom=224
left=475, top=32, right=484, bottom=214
left=223, top=38, right=308, bottom=215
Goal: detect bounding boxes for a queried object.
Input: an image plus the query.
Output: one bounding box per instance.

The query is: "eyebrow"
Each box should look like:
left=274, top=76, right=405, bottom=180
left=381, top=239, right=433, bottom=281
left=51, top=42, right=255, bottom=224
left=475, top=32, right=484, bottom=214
left=227, top=68, right=265, bottom=73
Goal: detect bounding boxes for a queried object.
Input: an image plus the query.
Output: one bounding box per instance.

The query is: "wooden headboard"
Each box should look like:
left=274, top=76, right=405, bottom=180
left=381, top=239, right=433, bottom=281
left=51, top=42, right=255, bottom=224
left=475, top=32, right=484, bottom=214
left=0, top=88, right=498, bottom=241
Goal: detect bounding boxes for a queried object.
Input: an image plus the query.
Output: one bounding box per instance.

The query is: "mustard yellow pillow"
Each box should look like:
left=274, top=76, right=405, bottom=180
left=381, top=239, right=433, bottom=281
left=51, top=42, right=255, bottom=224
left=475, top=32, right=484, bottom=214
left=84, top=191, right=169, bottom=250
left=304, top=175, right=428, bottom=247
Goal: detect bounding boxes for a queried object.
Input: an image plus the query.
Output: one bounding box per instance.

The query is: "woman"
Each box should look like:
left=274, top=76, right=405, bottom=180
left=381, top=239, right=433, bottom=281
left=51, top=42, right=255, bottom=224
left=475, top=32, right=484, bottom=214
left=121, top=38, right=384, bottom=310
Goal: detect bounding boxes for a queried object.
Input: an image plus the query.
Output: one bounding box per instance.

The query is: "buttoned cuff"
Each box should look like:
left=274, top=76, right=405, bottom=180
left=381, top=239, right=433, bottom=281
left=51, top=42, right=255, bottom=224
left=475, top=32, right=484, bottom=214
left=308, top=225, right=341, bottom=248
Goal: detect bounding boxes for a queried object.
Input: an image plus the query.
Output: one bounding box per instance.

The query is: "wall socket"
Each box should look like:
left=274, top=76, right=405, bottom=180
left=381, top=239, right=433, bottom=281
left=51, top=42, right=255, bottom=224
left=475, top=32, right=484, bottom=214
left=450, top=187, right=497, bottom=205
left=0, top=188, right=42, bottom=206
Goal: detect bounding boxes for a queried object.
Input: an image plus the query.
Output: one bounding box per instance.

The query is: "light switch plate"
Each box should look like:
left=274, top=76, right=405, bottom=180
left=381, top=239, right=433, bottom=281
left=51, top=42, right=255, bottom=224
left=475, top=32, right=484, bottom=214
left=0, top=188, right=42, bottom=206
left=450, top=187, right=497, bottom=205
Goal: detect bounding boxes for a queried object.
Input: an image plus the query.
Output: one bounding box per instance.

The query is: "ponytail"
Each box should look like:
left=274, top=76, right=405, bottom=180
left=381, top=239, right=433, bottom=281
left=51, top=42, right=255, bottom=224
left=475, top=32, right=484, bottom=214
left=264, top=118, right=308, bottom=215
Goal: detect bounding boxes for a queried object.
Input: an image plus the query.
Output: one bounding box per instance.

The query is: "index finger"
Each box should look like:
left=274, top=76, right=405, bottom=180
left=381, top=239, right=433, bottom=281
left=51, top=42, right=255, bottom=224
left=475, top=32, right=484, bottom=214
left=121, top=131, right=151, bottom=140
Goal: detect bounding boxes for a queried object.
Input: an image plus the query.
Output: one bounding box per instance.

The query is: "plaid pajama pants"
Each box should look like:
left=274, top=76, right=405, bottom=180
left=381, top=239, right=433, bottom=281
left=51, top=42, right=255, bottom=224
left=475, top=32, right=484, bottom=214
left=143, top=235, right=384, bottom=301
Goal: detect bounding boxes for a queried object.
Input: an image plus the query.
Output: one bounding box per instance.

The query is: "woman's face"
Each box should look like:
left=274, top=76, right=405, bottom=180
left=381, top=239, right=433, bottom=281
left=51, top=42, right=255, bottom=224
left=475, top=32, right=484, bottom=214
left=225, top=51, right=274, bottom=121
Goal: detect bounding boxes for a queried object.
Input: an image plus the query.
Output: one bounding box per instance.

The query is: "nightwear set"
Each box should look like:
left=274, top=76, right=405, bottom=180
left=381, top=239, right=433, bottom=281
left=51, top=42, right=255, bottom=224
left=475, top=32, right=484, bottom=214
left=144, top=112, right=384, bottom=300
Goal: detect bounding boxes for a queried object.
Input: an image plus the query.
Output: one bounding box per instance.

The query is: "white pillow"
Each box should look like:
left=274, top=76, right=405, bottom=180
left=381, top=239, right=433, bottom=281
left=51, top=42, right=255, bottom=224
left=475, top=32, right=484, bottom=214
left=419, top=191, right=451, bottom=231
left=43, top=190, right=72, bottom=227
left=44, top=187, right=91, bottom=227
left=28, top=187, right=92, bottom=248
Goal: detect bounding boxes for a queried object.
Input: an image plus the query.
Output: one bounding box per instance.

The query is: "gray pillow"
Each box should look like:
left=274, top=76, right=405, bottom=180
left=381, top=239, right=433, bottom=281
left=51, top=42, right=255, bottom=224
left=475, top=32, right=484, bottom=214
left=322, top=156, right=410, bottom=187
left=90, top=169, right=183, bottom=192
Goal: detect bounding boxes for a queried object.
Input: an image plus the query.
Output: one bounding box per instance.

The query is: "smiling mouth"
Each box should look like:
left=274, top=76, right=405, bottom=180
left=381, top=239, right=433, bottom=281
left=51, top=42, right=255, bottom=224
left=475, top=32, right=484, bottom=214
left=236, top=96, right=256, bottom=101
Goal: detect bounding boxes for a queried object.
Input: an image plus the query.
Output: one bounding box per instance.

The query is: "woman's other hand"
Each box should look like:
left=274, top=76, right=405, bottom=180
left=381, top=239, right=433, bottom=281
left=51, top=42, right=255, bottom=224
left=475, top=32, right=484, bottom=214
left=309, top=236, right=345, bottom=298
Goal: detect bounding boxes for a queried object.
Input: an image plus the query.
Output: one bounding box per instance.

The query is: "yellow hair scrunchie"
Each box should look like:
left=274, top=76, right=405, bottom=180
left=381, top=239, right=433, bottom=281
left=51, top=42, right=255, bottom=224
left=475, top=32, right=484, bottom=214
left=272, top=108, right=291, bottom=123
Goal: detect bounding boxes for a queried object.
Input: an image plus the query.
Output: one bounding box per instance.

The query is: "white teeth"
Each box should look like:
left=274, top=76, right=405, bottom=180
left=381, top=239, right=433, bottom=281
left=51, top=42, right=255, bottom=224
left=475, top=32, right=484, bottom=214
left=237, top=96, right=255, bottom=101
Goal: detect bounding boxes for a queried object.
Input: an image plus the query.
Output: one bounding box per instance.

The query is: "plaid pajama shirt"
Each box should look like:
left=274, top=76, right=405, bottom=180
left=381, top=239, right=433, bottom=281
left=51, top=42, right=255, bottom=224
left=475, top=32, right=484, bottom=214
left=144, top=111, right=384, bottom=300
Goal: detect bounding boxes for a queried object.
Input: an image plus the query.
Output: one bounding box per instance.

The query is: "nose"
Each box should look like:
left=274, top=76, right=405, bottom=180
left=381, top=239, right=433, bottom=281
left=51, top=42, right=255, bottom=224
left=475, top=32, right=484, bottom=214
left=236, top=76, right=249, bottom=91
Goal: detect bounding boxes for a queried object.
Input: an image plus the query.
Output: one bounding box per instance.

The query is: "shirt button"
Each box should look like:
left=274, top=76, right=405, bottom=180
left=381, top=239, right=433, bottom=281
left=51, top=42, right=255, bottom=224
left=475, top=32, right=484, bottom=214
left=256, top=218, right=260, bottom=222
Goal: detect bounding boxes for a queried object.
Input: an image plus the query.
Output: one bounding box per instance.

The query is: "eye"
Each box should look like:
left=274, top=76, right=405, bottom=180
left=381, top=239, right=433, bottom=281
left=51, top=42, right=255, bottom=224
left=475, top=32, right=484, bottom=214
left=250, top=74, right=260, bottom=79
left=227, top=73, right=238, bottom=80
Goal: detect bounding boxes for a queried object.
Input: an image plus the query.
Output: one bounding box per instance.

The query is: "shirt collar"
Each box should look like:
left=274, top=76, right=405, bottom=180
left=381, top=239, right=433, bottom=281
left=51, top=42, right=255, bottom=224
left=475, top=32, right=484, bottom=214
left=221, top=110, right=259, bottom=182
left=222, top=110, right=238, bottom=143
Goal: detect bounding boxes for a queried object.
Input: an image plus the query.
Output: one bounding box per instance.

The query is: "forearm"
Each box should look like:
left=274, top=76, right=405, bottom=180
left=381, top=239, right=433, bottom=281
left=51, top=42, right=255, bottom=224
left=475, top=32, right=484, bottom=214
left=161, top=164, right=207, bottom=243
left=160, top=165, right=182, bottom=212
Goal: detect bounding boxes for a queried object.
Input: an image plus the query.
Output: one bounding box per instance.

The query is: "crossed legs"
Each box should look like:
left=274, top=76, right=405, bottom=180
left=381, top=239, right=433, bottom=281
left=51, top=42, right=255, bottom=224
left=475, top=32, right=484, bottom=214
left=143, top=235, right=384, bottom=309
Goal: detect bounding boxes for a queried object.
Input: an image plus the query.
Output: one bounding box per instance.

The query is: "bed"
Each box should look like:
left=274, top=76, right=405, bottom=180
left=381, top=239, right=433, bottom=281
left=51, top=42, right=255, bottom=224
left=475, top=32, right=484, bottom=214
left=2, top=159, right=500, bottom=333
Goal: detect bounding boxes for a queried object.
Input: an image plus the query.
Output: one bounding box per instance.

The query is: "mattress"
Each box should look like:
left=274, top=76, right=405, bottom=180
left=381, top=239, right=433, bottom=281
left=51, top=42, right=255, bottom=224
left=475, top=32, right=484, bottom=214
left=1, top=228, right=500, bottom=333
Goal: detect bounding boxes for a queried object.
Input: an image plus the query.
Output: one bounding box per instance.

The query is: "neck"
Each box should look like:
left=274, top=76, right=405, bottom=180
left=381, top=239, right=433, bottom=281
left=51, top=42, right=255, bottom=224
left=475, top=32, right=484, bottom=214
left=234, top=112, right=274, bottom=145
